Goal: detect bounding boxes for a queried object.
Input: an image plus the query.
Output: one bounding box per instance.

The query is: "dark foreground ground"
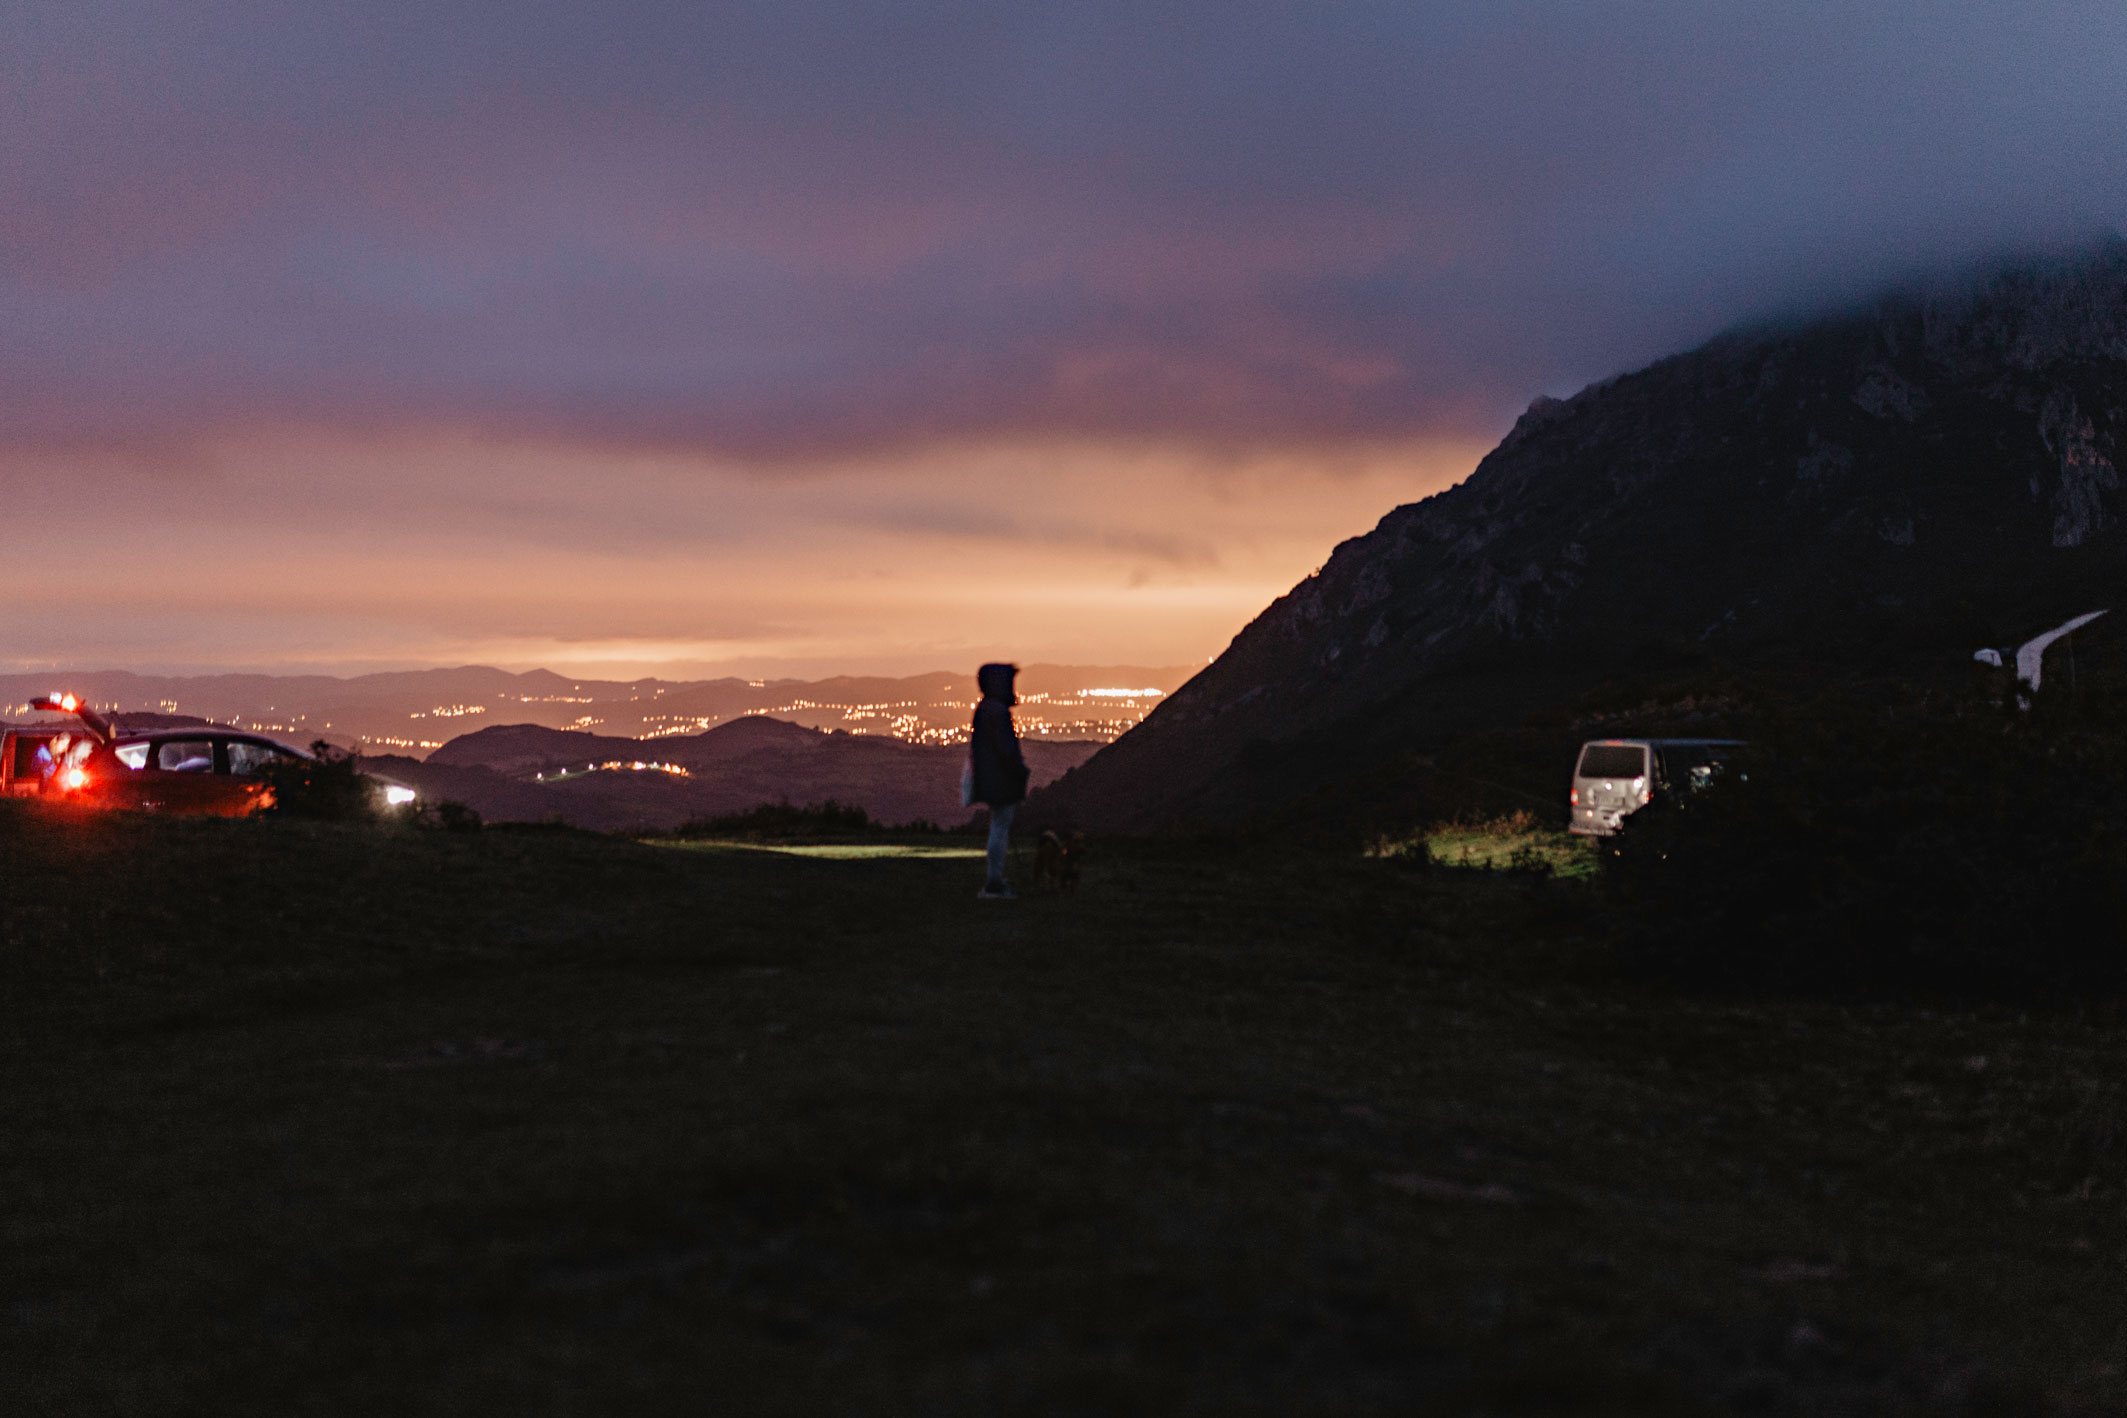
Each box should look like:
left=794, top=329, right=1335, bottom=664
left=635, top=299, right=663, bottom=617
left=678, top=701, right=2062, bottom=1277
left=4, top=808, right=2123, bottom=1415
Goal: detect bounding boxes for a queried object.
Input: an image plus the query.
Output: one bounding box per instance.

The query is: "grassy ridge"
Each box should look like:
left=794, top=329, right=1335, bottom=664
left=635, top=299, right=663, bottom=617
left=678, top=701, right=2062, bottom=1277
left=3, top=805, right=2123, bottom=1414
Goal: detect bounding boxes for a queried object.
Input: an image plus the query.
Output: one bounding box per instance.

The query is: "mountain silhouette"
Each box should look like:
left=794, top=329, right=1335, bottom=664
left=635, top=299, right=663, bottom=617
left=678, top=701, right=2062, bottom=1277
left=0, top=663, right=1186, bottom=755
left=425, top=714, right=823, bottom=776
left=389, top=715, right=1100, bottom=831
left=1034, top=241, right=2127, bottom=832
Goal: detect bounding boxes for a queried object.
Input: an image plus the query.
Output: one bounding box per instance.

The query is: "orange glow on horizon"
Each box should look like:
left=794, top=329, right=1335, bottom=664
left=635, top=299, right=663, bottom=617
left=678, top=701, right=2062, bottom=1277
left=0, top=429, right=1489, bottom=678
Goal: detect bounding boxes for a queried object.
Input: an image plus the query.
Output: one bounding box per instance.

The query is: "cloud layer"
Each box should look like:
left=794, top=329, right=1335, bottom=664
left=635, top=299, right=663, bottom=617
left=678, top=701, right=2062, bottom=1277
left=14, top=2, right=2127, bottom=452
left=5, top=3, right=2126, bottom=670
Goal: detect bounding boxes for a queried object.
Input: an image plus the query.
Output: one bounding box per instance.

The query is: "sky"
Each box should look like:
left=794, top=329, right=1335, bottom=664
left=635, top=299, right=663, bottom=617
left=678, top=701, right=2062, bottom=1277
left=5, top=2, right=2126, bottom=677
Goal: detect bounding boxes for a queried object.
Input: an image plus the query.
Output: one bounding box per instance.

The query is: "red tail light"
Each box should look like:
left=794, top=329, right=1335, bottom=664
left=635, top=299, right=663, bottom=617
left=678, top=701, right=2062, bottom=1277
left=62, top=767, right=88, bottom=791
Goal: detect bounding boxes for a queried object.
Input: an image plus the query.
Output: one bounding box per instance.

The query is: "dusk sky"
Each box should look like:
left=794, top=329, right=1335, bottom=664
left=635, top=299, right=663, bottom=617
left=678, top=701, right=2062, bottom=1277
left=6, top=3, right=2126, bottom=677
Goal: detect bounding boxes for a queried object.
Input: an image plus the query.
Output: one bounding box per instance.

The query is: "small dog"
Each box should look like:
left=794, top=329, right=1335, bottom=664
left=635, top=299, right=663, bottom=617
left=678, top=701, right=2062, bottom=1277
left=1033, top=829, right=1083, bottom=893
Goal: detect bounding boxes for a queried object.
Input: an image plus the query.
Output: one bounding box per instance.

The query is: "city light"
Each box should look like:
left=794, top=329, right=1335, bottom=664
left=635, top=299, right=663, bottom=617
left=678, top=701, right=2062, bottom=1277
left=607, top=687, right=1169, bottom=749
left=0, top=678, right=1177, bottom=761
left=536, top=761, right=690, bottom=780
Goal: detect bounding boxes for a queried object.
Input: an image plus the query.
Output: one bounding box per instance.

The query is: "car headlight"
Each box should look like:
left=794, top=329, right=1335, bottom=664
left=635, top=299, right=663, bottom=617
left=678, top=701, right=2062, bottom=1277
left=383, top=785, right=417, bottom=806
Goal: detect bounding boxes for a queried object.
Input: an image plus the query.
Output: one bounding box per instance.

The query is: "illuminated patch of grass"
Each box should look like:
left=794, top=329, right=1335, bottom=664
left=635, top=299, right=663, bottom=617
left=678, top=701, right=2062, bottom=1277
left=651, top=838, right=986, bottom=860
left=1368, top=810, right=1598, bottom=878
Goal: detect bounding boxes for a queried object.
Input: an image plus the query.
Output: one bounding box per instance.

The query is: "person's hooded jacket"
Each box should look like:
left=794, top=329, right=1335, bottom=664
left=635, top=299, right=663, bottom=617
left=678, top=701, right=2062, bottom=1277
left=969, top=663, right=1030, bottom=807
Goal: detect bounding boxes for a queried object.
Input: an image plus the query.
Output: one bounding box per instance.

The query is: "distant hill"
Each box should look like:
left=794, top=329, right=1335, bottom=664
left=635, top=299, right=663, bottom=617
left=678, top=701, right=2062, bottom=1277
left=0, top=663, right=1191, bottom=756
left=386, top=716, right=1102, bottom=831
left=1033, top=242, right=2127, bottom=833
left=426, top=714, right=823, bottom=776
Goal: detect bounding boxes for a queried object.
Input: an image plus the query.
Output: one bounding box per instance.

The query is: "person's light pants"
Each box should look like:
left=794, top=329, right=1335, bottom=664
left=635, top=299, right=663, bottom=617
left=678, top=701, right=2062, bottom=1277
left=986, top=803, right=1016, bottom=885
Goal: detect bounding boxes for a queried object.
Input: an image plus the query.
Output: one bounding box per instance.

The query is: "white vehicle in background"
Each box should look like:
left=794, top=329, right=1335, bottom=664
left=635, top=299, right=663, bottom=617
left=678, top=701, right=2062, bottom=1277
left=1568, top=738, right=1745, bottom=836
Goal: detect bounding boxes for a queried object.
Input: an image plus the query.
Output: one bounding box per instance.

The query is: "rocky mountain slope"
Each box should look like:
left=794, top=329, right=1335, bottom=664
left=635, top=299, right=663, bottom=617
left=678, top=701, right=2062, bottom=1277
left=1034, top=242, right=2127, bottom=832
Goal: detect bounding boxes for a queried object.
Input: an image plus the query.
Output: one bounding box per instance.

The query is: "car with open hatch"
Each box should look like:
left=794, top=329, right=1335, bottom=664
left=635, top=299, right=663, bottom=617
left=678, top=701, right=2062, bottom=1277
left=5, top=694, right=417, bottom=817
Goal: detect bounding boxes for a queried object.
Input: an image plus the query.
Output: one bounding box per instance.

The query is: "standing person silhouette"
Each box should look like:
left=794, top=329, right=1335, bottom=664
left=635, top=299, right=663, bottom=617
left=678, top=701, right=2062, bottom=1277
left=970, top=662, right=1029, bottom=899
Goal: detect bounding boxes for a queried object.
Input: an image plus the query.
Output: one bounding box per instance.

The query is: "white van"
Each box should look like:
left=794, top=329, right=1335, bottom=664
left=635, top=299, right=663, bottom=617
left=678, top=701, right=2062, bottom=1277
left=1567, top=738, right=1744, bottom=836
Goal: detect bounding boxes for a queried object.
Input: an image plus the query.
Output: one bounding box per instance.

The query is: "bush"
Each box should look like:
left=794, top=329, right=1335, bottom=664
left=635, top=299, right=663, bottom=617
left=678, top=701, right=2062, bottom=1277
left=416, top=800, right=483, bottom=833
left=1602, top=681, right=2127, bottom=999
left=259, top=741, right=383, bottom=821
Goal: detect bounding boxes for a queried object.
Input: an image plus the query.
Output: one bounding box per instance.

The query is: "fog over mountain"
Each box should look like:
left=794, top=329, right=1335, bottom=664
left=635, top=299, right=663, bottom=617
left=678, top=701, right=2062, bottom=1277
left=1033, top=243, right=2127, bottom=832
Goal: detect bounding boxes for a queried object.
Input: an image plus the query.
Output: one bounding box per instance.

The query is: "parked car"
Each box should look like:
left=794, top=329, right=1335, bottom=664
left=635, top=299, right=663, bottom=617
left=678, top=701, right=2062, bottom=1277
left=1567, top=737, right=1744, bottom=836
left=12, top=695, right=416, bottom=817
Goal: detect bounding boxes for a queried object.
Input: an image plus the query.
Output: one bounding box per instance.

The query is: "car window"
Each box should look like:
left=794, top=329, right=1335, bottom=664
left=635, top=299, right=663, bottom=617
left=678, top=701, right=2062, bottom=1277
left=13, top=735, right=52, bottom=777
left=155, top=740, right=217, bottom=773
left=1577, top=744, right=1647, bottom=779
left=227, top=741, right=299, bottom=776
left=114, top=742, right=149, bottom=770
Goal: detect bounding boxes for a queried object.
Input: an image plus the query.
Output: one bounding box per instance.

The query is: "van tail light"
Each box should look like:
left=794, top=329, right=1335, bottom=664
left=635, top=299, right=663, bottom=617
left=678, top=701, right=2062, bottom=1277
left=1568, top=788, right=1578, bottom=804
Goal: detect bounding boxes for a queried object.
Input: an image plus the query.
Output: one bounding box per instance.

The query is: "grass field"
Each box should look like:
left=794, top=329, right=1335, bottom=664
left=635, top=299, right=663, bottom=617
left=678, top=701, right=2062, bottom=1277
left=4, top=805, right=2123, bottom=1414
left=660, top=839, right=989, bottom=861
left=1370, top=812, right=1599, bottom=879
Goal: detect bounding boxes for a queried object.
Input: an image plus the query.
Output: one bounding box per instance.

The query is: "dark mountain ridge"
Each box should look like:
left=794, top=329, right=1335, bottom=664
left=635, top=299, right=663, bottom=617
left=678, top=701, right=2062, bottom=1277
left=1034, top=242, right=2127, bottom=833
left=425, top=714, right=823, bottom=776
left=0, top=662, right=1188, bottom=755
left=395, top=716, right=1101, bottom=832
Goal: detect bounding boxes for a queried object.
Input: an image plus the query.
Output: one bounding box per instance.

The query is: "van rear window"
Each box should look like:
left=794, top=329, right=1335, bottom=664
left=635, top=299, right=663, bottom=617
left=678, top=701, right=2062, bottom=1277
left=1577, top=745, right=1645, bottom=778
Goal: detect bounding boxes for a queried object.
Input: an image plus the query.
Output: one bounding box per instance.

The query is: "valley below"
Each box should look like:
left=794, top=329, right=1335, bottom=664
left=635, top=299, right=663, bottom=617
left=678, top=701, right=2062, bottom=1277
left=371, top=716, right=1103, bottom=832
left=0, top=664, right=1191, bottom=759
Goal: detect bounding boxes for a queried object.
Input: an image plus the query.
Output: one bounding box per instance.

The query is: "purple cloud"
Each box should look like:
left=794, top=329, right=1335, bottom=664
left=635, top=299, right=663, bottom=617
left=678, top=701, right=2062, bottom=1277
left=4, top=1, right=2126, bottom=457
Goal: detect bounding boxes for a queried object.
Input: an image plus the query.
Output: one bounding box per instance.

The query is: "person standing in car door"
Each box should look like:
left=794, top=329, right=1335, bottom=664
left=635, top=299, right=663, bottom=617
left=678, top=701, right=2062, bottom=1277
left=969, top=662, right=1029, bottom=899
